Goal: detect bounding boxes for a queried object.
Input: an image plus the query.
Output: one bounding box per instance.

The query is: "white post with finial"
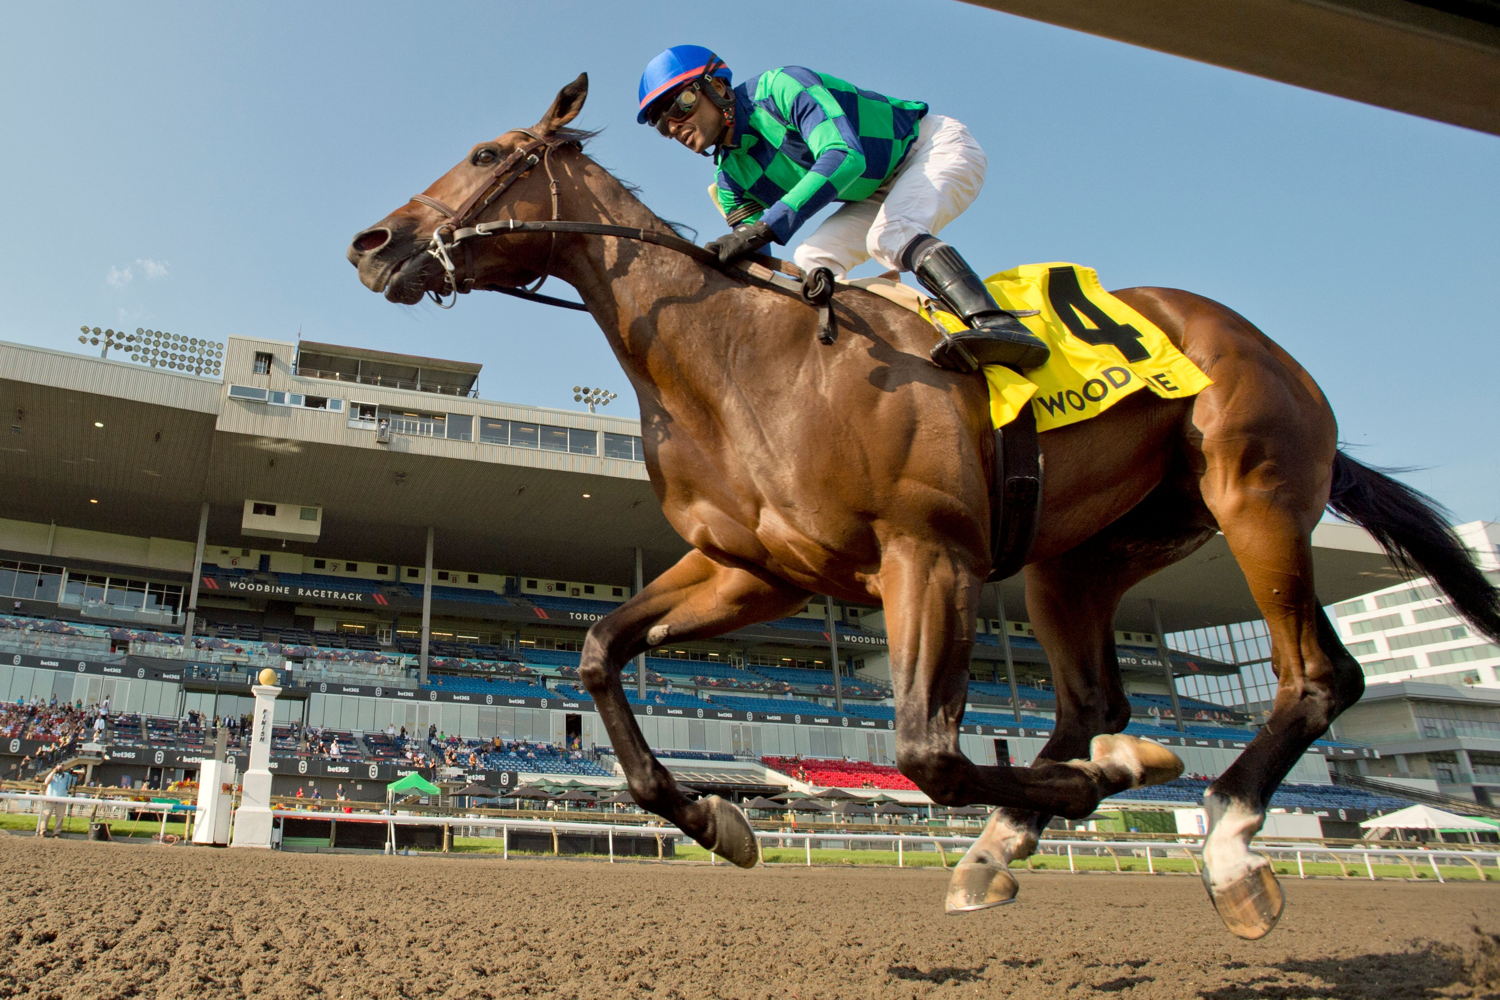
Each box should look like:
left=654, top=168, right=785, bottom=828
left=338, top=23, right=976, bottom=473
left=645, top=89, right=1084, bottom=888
left=229, top=667, right=283, bottom=849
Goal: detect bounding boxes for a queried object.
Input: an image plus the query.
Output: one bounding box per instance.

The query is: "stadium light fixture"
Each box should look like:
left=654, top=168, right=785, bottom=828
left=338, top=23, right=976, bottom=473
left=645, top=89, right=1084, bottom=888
left=571, top=384, right=618, bottom=413
left=78, top=325, right=225, bottom=377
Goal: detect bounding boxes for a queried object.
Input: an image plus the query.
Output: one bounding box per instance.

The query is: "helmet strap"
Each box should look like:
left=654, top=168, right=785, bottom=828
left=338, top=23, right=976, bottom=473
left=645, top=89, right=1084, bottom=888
left=700, top=71, right=737, bottom=157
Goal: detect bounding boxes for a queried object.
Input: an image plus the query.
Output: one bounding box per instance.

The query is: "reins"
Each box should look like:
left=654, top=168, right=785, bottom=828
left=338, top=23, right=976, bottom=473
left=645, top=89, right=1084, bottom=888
left=409, top=132, right=832, bottom=332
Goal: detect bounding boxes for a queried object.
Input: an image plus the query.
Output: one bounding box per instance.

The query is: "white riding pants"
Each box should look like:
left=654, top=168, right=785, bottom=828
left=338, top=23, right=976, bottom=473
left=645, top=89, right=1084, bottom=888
left=792, top=113, right=988, bottom=278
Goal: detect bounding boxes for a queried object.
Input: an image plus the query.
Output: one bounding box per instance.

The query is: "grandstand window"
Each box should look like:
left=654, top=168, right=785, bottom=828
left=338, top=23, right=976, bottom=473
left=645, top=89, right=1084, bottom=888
left=1425, top=643, right=1498, bottom=667
left=1344, top=639, right=1378, bottom=656
left=1376, top=583, right=1437, bottom=608
left=301, top=507, right=318, bottom=521
left=478, top=416, right=510, bottom=445
left=377, top=565, right=389, bottom=575
left=406, top=568, right=419, bottom=578
left=268, top=390, right=287, bottom=405
left=350, top=402, right=377, bottom=423
left=510, top=421, right=540, bottom=448
left=467, top=574, right=479, bottom=584
left=568, top=427, right=597, bottom=455
left=1362, top=655, right=1418, bottom=676
left=313, top=559, right=327, bottom=569
left=1350, top=613, right=1403, bottom=635
left=252, top=502, right=276, bottom=516
left=1333, top=597, right=1366, bottom=616
left=253, top=351, right=273, bottom=374
left=344, top=562, right=358, bottom=572
left=1410, top=603, right=1454, bottom=624
left=1387, top=625, right=1469, bottom=650
left=445, top=413, right=473, bottom=441
left=388, top=411, right=445, bottom=437
left=0, top=560, right=65, bottom=601
left=603, top=432, right=645, bottom=461
left=539, top=425, right=569, bottom=452
left=228, top=384, right=268, bottom=401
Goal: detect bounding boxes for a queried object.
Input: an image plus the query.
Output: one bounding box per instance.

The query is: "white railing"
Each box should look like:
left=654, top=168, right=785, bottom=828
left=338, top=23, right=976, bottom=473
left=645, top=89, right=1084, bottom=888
left=4, top=792, right=1496, bottom=881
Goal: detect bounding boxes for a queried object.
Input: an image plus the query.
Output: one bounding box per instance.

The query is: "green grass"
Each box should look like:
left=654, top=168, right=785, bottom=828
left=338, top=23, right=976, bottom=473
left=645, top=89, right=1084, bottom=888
left=0, top=811, right=192, bottom=840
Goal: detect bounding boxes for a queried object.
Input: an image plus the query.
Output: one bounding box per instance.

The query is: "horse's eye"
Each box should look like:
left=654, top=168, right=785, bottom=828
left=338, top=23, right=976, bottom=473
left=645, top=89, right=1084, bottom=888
left=472, top=147, right=498, bottom=166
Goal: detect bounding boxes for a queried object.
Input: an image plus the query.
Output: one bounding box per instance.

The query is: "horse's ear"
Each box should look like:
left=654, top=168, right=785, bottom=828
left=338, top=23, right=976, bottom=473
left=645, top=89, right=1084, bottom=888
left=536, top=73, right=588, bottom=135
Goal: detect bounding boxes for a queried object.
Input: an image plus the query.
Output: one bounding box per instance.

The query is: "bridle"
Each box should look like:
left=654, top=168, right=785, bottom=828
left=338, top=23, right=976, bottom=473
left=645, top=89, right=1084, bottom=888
left=408, top=128, right=562, bottom=308
left=403, top=129, right=827, bottom=325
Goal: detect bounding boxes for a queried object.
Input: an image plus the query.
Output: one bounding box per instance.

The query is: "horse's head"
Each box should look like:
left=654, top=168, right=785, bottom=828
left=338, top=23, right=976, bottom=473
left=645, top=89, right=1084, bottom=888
left=347, top=74, right=589, bottom=305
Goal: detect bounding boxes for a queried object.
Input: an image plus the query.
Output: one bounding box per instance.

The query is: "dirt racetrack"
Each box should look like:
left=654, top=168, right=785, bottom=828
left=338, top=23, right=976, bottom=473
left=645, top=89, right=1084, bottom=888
left=1, top=836, right=1495, bottom=1000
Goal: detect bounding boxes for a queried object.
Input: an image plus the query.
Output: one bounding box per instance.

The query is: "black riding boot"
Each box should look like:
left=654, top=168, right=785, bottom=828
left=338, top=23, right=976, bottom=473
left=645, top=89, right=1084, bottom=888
left=903, top=236, right=1051, bottom=373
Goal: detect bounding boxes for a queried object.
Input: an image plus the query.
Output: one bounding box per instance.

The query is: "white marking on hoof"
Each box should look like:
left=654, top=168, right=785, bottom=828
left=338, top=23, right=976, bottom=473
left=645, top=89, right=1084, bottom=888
left=1201, top=793, right=1285, bottom=939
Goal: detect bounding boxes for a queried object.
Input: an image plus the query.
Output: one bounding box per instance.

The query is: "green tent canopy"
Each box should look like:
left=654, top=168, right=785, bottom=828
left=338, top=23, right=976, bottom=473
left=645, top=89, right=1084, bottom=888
left=387, top=772, right=441, bottom=797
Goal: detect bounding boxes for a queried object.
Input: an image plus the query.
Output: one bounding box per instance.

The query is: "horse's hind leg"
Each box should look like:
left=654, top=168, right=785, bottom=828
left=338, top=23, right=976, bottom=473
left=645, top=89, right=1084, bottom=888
left=883, top=539, right=1179, bottom=839
left=948, top=494, right=1206, bottom=913
left=578, top=549, right=810, bottom=867
left=1197, top=447, right=1361, bottom=938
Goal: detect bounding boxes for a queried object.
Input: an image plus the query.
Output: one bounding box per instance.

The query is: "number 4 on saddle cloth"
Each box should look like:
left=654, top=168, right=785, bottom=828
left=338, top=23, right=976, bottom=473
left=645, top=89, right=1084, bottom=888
left=936, top=262, right=1212, bottom=430
left=855, top=262, right=1213, bottom=579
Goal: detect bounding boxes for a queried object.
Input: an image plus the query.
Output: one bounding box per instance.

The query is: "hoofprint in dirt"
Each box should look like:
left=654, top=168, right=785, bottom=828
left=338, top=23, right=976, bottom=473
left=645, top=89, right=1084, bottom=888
left=1, top=838, right=1494, bottom=1000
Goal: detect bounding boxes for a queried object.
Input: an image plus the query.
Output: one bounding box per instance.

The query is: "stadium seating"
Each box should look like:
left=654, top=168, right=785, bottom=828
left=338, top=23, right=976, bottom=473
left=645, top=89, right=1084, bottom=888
left=762, top=755, right=917, bottom=791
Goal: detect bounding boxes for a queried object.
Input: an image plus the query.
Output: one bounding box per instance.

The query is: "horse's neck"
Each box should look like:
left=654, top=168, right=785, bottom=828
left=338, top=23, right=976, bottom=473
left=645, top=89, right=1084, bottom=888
left=548, top=155, right=789, bottom=401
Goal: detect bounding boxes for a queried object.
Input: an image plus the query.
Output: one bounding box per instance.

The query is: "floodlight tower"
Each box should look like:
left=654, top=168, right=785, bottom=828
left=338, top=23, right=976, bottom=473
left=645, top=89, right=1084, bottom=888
left=78, top=326, right=224, bottom=377
left=572, top=385, right=618, bottom=413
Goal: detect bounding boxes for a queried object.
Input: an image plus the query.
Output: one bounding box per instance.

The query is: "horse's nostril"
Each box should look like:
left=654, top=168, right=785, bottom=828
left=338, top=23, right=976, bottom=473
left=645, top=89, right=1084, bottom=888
left=352, top=228, right=391, bottom=254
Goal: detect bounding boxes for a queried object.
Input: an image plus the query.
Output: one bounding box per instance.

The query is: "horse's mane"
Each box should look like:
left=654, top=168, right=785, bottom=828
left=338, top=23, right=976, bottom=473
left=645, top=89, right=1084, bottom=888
left=546, top=125, right=697, bottom=241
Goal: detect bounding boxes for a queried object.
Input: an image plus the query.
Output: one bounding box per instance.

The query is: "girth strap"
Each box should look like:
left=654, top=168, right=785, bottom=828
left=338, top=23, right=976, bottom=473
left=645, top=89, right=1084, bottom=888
left=986, top=405, right=1042, bottom=582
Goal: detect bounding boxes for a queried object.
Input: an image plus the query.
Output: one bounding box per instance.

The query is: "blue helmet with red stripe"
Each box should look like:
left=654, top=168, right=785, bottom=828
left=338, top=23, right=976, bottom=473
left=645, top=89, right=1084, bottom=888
left=637, top=45, right=732, bottom=125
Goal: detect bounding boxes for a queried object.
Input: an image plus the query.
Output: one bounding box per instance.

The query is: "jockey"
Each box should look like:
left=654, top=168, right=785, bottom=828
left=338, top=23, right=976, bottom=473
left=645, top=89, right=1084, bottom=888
left=637, top=44, right=1049, bottom=373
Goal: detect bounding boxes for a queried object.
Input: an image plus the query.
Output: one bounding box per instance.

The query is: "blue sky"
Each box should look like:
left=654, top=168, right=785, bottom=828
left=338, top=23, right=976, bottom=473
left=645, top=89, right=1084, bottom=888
left=3, top=1, right=1495, bottom=523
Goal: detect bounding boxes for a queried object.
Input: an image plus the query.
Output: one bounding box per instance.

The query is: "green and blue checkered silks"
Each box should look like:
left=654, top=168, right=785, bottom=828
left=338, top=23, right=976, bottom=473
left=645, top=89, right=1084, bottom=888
left=712, top=66, right=926, bottom=244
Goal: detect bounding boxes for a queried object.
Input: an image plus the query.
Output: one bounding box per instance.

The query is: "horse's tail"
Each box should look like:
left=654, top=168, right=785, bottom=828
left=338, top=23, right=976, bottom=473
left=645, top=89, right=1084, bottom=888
left=1327, top=451, right=1500, bottom=643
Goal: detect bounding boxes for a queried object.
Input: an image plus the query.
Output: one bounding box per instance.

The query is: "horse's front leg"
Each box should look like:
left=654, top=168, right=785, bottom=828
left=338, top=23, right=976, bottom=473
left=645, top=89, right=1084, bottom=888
left=578, top=549, right=810, bottom=867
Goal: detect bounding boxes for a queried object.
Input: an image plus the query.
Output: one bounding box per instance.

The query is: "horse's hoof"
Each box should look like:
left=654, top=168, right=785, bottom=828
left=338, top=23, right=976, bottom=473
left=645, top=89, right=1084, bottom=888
left=944, top=860, right=1019, bottom=914
left=1205, top=863, right=1284, bottom=940
left=702, top=795, right=759, bottom=869
left=1090, top=733, right=1184, bottom=788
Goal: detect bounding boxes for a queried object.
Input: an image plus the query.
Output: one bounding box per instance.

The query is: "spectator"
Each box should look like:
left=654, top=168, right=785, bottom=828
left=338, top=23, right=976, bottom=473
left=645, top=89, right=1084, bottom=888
left=36, top=763, right=79, bottom=838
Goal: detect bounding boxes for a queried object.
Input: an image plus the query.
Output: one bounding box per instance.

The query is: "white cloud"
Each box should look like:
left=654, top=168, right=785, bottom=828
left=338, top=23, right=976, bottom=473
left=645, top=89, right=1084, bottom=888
left=104, top=258, right=170, bottom=289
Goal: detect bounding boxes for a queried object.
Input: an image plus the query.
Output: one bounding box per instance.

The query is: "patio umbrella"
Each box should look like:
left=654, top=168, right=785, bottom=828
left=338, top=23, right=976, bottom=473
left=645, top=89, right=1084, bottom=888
left=508, top=784, right=554, bottom=800
left=555, top=788, right=598, bottom=803
left=788, top=798, right=833, bottom=813
left=455, top=782, right=495, bottom=796
left=817, top=787, right=858, bottom=800
left=599, top=790, right=639, bottom=805
left=874, top=801, right=915, bottom=816
left=742, top=796, right=786, bottom=810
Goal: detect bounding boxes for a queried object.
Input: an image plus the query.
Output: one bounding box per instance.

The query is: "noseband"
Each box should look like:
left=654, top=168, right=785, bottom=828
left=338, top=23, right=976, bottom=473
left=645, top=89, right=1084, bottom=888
left=409, top=129, right=561, bottom=308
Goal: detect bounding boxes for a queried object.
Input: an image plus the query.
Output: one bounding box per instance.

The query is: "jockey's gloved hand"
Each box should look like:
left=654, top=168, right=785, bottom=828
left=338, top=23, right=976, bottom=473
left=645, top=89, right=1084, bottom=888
left=704, top=221, right=773, bottom=266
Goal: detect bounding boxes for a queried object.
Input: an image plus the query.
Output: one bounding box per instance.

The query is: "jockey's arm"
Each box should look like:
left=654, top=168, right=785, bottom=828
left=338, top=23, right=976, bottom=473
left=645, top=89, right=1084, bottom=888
left=756, top=68, right=868, bottom=244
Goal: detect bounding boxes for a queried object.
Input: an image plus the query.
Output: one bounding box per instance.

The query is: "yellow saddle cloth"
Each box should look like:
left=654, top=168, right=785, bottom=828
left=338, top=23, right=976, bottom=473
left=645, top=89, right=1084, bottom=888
left=857, top=262, right=1212, bottom=431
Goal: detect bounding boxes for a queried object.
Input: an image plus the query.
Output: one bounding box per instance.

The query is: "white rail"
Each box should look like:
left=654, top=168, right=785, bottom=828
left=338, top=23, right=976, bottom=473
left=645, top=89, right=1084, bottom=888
left=4, top=793, right=1496, bottom=882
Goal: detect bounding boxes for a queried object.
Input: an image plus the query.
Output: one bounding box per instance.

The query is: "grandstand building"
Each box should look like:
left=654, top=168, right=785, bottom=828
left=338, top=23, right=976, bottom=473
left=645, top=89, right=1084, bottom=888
left=0, top=332, right=1443, bottom=827
left=1330, top=521, right=1500, bottom=691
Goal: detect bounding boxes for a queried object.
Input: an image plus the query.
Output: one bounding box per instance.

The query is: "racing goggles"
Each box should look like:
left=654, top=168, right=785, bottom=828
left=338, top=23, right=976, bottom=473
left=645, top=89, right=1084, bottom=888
left=652, top=84, right=703, bottom=135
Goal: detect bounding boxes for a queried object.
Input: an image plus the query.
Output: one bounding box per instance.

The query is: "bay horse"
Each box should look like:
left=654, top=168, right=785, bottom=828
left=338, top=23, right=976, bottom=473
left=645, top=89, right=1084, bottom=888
left=347, top=75, right=1500, bottom=939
